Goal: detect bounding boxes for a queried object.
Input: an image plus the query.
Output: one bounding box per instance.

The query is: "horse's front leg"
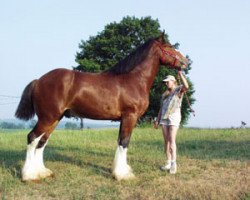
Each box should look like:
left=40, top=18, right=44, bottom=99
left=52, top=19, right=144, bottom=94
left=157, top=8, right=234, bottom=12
left=112, top=113, right=137, bottom=181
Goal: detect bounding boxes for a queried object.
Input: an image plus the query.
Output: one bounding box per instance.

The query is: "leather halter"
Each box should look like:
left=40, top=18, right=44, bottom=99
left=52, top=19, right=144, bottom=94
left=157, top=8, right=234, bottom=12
left=155, top=41, right=181, bottom=67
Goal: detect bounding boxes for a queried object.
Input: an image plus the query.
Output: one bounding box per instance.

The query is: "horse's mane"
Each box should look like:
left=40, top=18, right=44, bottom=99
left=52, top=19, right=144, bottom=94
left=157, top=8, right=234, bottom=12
left=105, top=38, right=155, bottom=75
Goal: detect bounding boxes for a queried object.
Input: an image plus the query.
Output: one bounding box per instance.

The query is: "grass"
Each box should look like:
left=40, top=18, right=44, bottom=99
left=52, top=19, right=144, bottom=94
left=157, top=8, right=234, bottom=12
left=0, top=128, right=249, bottom=200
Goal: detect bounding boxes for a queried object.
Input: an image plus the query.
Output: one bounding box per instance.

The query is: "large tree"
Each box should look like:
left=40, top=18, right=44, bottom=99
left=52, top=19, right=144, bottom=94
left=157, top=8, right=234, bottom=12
left=74, top=16, right=195, bottom=125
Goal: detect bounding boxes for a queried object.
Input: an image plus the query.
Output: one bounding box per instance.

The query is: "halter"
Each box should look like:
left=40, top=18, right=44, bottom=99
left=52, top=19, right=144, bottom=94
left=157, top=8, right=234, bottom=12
left=160, top=48, right=179, bottom=67
left=155, top=41, right=181, bottom=67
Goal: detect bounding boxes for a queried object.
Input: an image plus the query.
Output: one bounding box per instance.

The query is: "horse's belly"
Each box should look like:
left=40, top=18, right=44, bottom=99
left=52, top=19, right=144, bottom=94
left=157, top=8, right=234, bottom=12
left=70, top=100, right=121, bottom=120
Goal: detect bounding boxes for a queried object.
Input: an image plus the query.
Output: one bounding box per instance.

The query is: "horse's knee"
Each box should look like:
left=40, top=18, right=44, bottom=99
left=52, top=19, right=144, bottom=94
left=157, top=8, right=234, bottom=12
left=118, top=136, right=131, bottom=148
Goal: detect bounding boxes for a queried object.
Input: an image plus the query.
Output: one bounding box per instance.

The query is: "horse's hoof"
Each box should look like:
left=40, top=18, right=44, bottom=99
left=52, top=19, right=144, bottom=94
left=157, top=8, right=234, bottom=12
left=21, top=168, right=54, bottom=182
left=113, top=172, right=135, bottom=181
left=112, top=167, right=135, bottom=181
left=39, top=168, right=54, bottom=179
left=21, top=176, right=41, bottom=183
left=114, top=172, right=135, bottom=181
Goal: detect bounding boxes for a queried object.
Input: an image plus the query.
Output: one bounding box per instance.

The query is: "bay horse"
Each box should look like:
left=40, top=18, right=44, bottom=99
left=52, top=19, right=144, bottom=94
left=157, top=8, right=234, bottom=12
left=15, top=33, right=188, bottom=181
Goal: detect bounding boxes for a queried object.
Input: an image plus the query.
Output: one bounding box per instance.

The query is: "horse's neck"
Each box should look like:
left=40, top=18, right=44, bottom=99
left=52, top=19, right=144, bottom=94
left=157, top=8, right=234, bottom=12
left=132, top=50, right=160, bottom=92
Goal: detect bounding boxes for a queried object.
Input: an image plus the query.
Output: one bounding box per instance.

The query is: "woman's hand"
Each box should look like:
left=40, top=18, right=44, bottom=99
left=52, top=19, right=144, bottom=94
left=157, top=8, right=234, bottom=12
left=178, top=69, right=183, bottom=75
left=153, top=121, right=159, bottom=129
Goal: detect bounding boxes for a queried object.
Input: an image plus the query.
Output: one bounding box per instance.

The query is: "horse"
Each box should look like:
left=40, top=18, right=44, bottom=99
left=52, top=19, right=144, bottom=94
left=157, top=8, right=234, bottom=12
left=15, top=33, right=188, bottom=182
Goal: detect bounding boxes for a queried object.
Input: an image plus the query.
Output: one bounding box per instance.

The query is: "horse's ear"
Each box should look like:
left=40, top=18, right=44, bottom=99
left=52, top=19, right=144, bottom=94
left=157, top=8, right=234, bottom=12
left=157, top=31, right=166, bottom=44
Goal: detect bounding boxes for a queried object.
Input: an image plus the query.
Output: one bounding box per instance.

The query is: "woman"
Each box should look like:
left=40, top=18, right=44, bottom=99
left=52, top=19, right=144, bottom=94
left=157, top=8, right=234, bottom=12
left=154, top=70, right=189, bottom=174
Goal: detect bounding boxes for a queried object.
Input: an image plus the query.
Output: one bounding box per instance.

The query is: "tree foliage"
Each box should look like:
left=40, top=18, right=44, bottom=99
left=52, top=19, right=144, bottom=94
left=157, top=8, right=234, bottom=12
left=65, top=122, right=78, bottom=130
left=74, top=16, right=195, bottom=125
left=0, top=122, right=25, bottom=129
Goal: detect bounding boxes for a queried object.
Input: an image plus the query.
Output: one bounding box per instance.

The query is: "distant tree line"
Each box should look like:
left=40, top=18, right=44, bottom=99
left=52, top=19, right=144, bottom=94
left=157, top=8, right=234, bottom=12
left=0, top=122, right=25, bottom=129
left=64, top=122, right=78, bottom=130
left=0, top=120, right=79, bottom=130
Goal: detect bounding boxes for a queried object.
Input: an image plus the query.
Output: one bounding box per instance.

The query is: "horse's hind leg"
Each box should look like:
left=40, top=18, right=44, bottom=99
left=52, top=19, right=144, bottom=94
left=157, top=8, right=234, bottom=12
left=22, top=120, right=58, bottom=182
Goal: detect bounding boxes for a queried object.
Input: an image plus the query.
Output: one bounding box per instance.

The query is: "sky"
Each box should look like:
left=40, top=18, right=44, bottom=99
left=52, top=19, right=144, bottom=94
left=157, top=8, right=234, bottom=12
left=0, top=0, right=250, bottom=128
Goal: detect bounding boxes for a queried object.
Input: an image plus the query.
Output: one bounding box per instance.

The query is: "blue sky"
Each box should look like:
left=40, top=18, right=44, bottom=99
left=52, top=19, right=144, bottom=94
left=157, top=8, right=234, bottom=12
left=0, top=0, right=250, bottom=127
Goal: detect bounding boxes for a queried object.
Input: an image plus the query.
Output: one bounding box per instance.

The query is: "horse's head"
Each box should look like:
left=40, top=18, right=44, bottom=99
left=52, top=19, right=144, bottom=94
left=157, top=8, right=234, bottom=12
left=156, top=32, right=189, bottom=70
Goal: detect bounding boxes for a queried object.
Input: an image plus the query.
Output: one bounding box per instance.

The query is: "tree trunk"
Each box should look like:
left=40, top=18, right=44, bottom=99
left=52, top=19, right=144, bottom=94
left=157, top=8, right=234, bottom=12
left=80, top=118, right=84, bottom=130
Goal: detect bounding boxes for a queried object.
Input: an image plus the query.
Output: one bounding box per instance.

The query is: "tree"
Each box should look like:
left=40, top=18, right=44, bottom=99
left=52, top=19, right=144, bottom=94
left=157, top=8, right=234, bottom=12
left=65, top=122, right=78, bottom=130
left=74, top=16, right=195, bottom=125
left=80, top=118, right=84, bottom=130
left=0, top=121, right=25, bottom=129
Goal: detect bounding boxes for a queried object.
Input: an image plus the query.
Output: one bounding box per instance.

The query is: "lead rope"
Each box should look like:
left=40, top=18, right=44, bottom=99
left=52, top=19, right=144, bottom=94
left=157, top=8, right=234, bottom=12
left=176, top=72, right=195, bottom=117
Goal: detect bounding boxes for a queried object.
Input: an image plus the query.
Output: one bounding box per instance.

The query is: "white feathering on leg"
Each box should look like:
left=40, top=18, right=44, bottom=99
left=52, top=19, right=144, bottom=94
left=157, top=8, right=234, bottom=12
left=22, top=133, right=53, bottom=181
left=112, top=145, right=135, bottom=181
left=22, top=133, right=44, bottom=181
left=34, top=141, right=53, bottom=179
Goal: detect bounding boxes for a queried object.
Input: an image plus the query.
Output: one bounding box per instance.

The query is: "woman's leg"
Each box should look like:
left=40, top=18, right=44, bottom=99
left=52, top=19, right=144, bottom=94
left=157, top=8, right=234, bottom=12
left=168, top=125, right=178, bottom=161
left=161, top=125, right=171, bottom=170
left=162, top=125, right=171, bottom=160
left=168, top=125, right=178, bottom=174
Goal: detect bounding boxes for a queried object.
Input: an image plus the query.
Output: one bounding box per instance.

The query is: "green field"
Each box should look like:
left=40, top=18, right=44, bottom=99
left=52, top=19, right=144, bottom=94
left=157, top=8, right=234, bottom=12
left=0, top=128, right=249, bottom=200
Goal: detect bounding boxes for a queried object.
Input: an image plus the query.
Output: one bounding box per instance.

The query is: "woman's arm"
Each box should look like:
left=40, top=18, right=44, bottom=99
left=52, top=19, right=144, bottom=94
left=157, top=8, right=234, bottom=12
left=156, top=107, right=162, bottom=124
left=178, top=70, right=189, bottom=92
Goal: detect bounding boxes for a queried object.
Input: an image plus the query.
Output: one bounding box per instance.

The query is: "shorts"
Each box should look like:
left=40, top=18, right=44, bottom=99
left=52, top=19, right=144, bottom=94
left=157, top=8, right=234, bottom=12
left=160, top=115, right=181, bottom=127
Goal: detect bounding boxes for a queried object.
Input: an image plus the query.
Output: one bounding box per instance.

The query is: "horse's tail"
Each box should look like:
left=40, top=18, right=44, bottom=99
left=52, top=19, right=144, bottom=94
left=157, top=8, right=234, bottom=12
left=15, top=80, right=37, bottom=121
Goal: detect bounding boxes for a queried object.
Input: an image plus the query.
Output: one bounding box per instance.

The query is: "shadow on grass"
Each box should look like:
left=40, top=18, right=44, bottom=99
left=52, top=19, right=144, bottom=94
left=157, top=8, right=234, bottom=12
left=46, top=146, right=113, bottom=178
left=0, top=146, right=114, bottom=180
left=0, top=150, right=24, bottom=179
left=133, top=139, right=250, bottom=161
left=1, top=138, right=249, bottom=181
